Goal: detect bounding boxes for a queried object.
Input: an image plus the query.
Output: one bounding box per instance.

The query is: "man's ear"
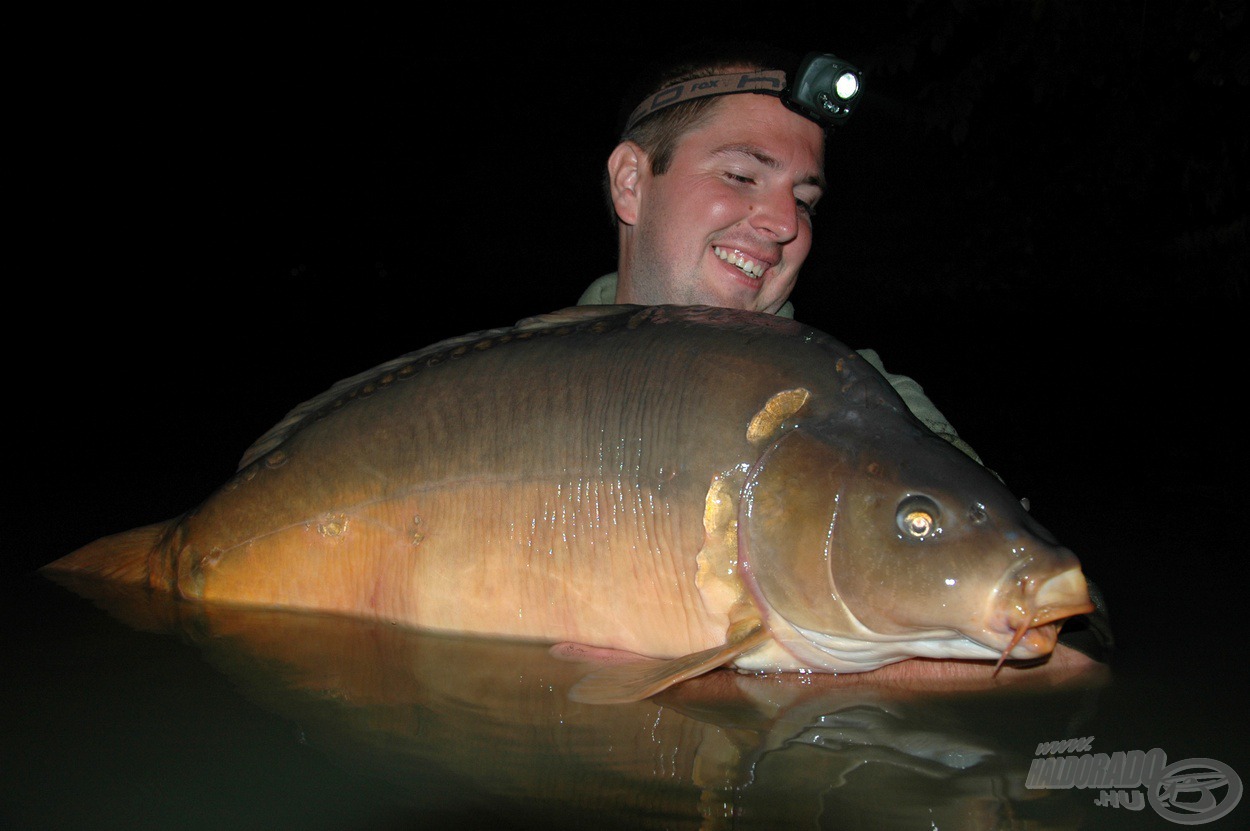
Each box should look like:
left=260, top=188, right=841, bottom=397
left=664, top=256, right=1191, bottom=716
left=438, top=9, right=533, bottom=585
left=607, top=141, right=645, bottom=226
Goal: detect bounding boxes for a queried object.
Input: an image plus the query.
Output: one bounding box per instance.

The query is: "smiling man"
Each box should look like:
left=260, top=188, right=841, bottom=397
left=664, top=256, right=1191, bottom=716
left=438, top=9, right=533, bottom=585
left=607, top=91, right=824, bottom=314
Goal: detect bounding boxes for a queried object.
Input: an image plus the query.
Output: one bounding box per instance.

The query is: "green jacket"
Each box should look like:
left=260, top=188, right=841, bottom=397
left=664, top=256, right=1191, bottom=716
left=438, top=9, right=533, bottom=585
left=577, top=273, right=982, bottom=463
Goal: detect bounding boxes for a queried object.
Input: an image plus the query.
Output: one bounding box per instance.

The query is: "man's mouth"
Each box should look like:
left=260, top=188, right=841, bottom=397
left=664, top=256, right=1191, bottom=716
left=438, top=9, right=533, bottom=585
left=714, top=246, right=766, bottom=279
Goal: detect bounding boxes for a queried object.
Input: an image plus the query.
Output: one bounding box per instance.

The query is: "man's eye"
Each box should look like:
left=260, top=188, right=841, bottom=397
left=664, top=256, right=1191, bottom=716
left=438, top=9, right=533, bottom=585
left=797, top=199, right=817, bottom=218
left=725, top=172, right=756, bottom=185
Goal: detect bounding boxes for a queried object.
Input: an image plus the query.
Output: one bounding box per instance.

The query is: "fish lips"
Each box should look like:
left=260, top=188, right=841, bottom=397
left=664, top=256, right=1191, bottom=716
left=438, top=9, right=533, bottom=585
left=985, top=560, right=1096, bottom=659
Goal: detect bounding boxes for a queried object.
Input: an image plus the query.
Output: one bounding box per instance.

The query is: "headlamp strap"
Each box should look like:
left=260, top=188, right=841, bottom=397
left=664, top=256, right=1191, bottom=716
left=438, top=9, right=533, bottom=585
left=623, top=69, right=787, bottom=133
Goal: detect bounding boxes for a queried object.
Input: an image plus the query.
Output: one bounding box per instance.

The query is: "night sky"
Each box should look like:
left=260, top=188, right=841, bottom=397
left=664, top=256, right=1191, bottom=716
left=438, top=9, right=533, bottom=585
left=10, top=1, right=1247, bottom=632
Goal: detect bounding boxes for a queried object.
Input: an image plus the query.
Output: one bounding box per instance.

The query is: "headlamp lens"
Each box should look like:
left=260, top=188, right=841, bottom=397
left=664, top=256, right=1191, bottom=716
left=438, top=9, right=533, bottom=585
left=835, top=71, right=859, bottom=100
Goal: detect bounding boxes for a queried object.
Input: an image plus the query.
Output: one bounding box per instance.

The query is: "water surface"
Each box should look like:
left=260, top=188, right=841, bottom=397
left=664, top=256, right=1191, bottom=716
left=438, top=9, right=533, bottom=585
left=5, top=551, right=1244, bottom=830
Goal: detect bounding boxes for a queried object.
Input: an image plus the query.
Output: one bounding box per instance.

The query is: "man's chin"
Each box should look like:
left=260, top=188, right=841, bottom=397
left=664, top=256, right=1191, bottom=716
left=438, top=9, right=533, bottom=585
left=696, top=283, right=777, bottom=315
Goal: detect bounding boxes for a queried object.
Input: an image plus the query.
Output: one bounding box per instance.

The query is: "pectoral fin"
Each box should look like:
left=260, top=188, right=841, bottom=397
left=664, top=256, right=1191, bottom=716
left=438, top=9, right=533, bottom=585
left=567, top=618, right=770, bottom=705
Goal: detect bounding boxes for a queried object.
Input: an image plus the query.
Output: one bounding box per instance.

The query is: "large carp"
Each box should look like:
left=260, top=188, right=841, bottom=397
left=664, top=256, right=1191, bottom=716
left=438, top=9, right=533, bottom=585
left=45, top=305, right=1094, bottom=703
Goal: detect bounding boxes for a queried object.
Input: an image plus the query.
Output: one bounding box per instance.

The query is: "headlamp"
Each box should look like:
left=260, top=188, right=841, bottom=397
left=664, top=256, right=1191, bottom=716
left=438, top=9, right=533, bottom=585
left=623, top=51, right=863, bottom=134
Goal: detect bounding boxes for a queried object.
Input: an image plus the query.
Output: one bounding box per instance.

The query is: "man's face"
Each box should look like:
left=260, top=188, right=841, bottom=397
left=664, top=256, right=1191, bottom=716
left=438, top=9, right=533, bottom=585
left=614, top=94, right=826, bottom=314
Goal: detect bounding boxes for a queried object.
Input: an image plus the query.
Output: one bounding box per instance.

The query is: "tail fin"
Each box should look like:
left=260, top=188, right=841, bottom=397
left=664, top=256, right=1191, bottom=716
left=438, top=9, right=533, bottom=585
left=42, top=521, right=176, bottom=585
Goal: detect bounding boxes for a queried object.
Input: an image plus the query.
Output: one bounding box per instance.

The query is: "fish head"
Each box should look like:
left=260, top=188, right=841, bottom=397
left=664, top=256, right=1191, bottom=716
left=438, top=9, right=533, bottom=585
left=737, top=413, right=1095, bottom=673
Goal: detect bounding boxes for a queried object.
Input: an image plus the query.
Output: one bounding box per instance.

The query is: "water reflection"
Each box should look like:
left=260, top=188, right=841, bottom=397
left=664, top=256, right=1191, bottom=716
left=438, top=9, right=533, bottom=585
left=49, top=574, right=1109, bottom=830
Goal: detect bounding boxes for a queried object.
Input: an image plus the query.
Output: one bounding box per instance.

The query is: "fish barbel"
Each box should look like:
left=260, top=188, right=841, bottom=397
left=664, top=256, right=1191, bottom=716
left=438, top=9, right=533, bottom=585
left=45, top=305, right=1094, bottom=703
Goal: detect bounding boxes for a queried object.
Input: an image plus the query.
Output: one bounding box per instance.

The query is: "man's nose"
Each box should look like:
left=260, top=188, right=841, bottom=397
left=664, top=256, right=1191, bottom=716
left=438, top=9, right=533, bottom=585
left=749, top=187, right=800, bottom=243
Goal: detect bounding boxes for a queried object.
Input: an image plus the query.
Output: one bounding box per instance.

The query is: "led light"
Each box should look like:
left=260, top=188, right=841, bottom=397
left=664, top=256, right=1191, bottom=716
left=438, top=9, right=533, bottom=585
left=835, top=72, right=859, bottom=100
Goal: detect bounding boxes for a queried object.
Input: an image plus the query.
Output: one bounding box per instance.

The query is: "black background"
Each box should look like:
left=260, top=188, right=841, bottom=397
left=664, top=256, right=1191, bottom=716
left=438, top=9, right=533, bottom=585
left=9, top=2, right=1247, bottom=659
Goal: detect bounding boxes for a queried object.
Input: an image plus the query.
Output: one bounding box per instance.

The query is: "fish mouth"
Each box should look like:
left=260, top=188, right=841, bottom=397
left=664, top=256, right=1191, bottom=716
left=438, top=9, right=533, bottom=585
left=989, top=567, right=1096, bottom=672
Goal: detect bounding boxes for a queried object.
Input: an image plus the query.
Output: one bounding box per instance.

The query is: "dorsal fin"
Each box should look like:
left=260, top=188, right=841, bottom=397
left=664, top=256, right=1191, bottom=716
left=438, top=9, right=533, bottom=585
left=237, top=306, right=630, bottom=470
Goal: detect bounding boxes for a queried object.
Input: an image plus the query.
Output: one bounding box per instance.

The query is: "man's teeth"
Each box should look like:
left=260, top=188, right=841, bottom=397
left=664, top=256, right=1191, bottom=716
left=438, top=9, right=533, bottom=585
left=714, top=246, right=765, bottom=279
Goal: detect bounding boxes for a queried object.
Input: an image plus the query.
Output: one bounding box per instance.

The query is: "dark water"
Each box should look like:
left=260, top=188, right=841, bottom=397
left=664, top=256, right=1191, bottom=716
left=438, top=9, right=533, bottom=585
left=3, top=561, right=1245, bottom=831
left=2, top=557, right=1240, bottom=829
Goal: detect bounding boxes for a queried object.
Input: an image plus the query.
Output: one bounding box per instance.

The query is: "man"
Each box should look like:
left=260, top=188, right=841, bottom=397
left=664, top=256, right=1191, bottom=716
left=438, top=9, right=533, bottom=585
left=578, top=41, right=1111, bottom=674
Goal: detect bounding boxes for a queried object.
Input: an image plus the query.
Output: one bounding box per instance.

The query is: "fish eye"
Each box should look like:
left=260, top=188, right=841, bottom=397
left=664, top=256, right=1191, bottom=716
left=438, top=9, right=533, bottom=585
left=897, top=496, right=940, bottom=540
